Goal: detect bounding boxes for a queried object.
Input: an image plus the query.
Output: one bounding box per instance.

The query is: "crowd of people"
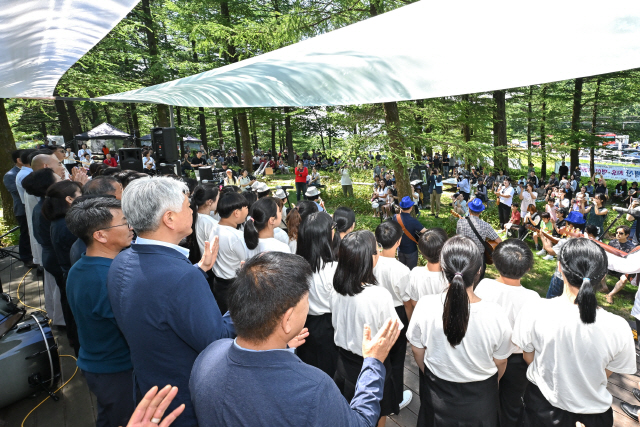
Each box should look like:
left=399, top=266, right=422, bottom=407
left=4, top=143, right=640, bottom=427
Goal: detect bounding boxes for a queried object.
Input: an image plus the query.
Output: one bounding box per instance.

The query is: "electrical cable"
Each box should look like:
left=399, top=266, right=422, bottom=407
left=16, top=268, right=45, bottom=313
left=20, top=355, right=79, bottom=427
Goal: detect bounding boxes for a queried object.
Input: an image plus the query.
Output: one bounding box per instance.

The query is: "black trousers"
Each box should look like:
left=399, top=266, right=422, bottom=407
left=519, top=381, right=613, bottom=427
left=55, top=273, right=79, bottom=356
left=296, top=313, right=338, bottom=378
left=16, top=215, right=32, bottom=263
left=212, top=275, right=234, bottom=315
left=389, top=306, right=408, bottom=408
left=498, top=203, right=511, bottom=228
left=295, top=182, right=307, bottom=202
left=84, top=369, right=135, bottom=427
left=499, top=354, right=529, bottom=427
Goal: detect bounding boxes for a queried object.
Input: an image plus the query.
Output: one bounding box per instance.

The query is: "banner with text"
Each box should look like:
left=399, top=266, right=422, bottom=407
left=555, top=161, right=640, bottom=181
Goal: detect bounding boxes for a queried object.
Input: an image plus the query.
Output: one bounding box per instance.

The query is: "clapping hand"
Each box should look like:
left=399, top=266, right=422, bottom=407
left=362, top=318, right=400, bottom=363
left=125, top=385, right=184, bottom=427
left=287, top=327, right=309, bottom=349
left=197, top=236, right=219, bottom=272
left=71, top=167, right=89, bottom=185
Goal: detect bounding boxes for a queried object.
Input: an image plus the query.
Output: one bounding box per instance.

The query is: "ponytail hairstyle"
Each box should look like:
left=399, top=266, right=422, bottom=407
left=557, top=238, right=606, bottom=324
left=286, top=200, right=318, bottom=241
left=333, top=230, right=378, bottom=296
left=332, top=207, right=356, bottom=255
left=186, top=183, right=220, bottom=263
left=440, top=235, right=483, bottom=347
left=244, top=197, right=279, bottom=250
left=297, top=212, right=334, bottom=272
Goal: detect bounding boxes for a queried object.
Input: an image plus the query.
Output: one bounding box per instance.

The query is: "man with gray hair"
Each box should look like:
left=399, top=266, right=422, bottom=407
left=107, top=176, right=231, bottom=427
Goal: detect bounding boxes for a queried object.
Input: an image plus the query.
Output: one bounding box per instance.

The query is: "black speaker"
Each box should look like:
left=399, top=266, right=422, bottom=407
left=119, top=148, right=144, bottom=172
left=158, top=161, right=181, bottom=176
left=198, top=167, right=213, bottom=181
left=151, top=127, right=178, bottom=163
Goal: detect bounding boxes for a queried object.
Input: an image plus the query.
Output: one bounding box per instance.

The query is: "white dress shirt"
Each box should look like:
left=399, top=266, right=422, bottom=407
left=372, top=256, right=411, bottom=307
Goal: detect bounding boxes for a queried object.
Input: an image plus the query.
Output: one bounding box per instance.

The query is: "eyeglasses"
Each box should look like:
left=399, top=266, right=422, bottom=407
left=616, top=231, right=627, bottom=235
left=100, top=221, right=130, bottom=231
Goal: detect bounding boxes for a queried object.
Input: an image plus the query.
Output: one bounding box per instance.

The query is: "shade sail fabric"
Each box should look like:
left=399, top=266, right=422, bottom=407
left=0, top=0, right=139, bottom=98
left=183, top=135, right=202, bottom=143
left=95, top=0, right=640, bottom=108
left=75, top=122, right=131, bottom=140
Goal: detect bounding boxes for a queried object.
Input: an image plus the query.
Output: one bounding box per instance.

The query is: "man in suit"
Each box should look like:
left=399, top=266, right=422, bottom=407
left=107, top=176, right=233, bottom=427
left=3, top=150, right=34, bottom=267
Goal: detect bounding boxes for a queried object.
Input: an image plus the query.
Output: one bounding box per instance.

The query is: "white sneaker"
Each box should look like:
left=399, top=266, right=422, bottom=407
left=399, top=390, right=413, bottom=410
left=536, top=249, right=547, bottom=256
left=542, top=255, right=555, bottom=261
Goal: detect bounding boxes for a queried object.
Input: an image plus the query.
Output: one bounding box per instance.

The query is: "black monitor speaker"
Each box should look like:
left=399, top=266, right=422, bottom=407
left=158, top=161, right=181, bottom=177
left=119, top=148, right=144, bottom=172
left=198, top=167, right=213, bottom=181
left=151, top=127, right=178, bottom=163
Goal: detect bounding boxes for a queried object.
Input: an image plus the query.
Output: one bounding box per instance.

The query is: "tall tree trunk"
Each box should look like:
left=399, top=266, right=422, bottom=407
left=233, top=115, right=242, bottom=163
left=90, top=102, right=100, bottom=126
left=250, top=113, right=258, bottom=149
left=131, top=103, right=141, bottom=147
left=103, top=104, right=112, bottom=124
left=66, top=101, right=83, bottom=136
left=284, top=107, right=294, bottom=167
left=527, top=86, right=533, bottom=166
left=237, top=110, right=253, bottom=172
left=198, top=107, right=208, bottom=152
left=53, top=98, right=74, bottom=143
left=125, top=105, right=134, bottom=136
left=570, top=78, right=584, bottom=175
left=271, top=108, right=277, bottom=155
left=40, top=122, right=47, bottom=140
left=141, top=0, right=169, bottom=127
left=216, top=110, right=224, bottom=149
left=176, top=106, right=182, bottom=126
left=0, top=99, right=18, bottom=224
left=540, top=85, right=548, bottom=180
left=492, top=90, right=508, bottom=173
left=461, top=94, right=472, bottom=144
left=590, top=78, right=602, bottom=177
left=383, top=102, right=411, bottom=199
left=328, top=126, right=332, bottom=149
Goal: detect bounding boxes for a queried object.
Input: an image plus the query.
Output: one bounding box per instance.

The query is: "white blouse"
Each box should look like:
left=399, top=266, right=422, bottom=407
left=212, top=225, right=247, bottom=280
left=308, top=261, right=338, bottom=316
left=195, top=214, right=219, bottom=257
left=406, top=267, right=447, bottom=302
left=245, top=237, right=291, bottom=258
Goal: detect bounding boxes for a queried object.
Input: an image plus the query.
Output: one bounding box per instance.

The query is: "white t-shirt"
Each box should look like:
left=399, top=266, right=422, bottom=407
left=407, top=267, right=447, bottom=302
left=212, top=224, right=247, bottom=280
left=195, top=213, right=219, bottom=257
left=308, top=261, right=338, bottom=316
left=520, top=190, right=537, bottom=214
left=245, top=237, right=291, bottom=258
left=407, top=294, right=513, bottom=383
left=499, top=185, right=514, bottom=206
left=513, top=297, right=636, bottom=413
left=474, top=278, right=540, bottom=354
left=331, top=285, right=403, bottom=357
left=288, top=239, right=297, bottom=254
left=273, top=227, right=290, bottom=245
left=340, top=169, right=352, bottom=186
left=372, top=256, right=411, bottom=307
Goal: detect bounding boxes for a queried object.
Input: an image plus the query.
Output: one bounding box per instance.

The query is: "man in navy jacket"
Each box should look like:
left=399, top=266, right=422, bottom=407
left=108, top=176, right=233, bottom=427
left=190, top=252, right=400, bottom=427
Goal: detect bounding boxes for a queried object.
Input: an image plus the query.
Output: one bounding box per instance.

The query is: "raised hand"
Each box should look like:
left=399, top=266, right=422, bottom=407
left=197, top=236, right=219, bottom=272
left=71, top=167, right=89, bottom=185
left=287, top=327, right=309, bottom=349
left=362, top=318, right=400, bottom=363
left=125, top=385, right=184, bottom=427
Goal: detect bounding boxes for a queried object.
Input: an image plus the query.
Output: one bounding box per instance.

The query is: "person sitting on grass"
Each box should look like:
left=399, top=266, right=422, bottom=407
left=534, top=212, right=554, bottom=258
left=501, top=204, right=521, bottom=238
left=603, top=225, right=636, bottom=304
left=452, top=193, right=468, bottom=217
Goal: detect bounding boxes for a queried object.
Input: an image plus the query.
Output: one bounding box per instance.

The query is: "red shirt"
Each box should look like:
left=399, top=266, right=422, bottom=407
left=103, top=158, right=117, bottom=167
left=510, top=210, right=521, bottom=224
left=295, top=167, right=308, bottom=183
left=102, top=147, right=110, bottom=155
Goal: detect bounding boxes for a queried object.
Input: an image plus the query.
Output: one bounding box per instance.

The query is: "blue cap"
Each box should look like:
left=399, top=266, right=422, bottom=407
left=566, top=210, right=586, bottom=225
left=468, top=198, right=486, bottom=213
left=399, top=196, right=415, bottom=209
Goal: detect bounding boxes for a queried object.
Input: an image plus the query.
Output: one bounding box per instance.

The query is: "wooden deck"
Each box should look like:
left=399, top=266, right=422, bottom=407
left=0, top=246, right=637, bottom=427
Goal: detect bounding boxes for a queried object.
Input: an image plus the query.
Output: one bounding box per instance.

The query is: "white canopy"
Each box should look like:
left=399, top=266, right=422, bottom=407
left=0, top=0, right=139, bottom=98
left=95, top=0, right=640, bottom=108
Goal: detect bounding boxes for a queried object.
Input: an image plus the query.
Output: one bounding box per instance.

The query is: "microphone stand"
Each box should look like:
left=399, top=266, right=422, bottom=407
left=597, top=212, right=624, bottom=241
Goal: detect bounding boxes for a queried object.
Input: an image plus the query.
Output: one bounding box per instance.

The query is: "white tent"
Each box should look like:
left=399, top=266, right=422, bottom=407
left=95, top=0, right=640, bottom=108
left=0, top=0, right=139, bottom=98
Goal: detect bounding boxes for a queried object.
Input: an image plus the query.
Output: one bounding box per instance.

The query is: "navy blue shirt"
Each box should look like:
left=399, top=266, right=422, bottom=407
left=67, top=255, right=132, bottom=374
left=393, top=212, right=424, bottom=254
left=3, top=166, right=25, bottom=217
left=108, top=243, right=235, bottom=427
left=190, top=339, right=385, bottom=427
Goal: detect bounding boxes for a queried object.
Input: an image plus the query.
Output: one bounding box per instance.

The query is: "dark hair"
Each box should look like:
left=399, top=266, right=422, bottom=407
left=89, top=163, right=106, bottom=177
left=244, top=197, right=279, bottom=250
left=418, top=228, right=448, bottom=264
left=11, top=150, right=23, bottom=164
left=243, top=191, right=258, bottom=211
left=375, top=220, right=403, bottom=250
left=332, top=207, right=356, bottom=254
left=595, top=193, right=607, bottom=203
left=83, top=176, right=119, bottom=196
left=217, top=192, right=249, bottom=219
left=28, top=149, right=53, bottom=165
left=220, top=185, right=240, bottom=197
left=102, top=167, right=121, bottom=176
left=186, top=183, right=220, bottom=261
left=297, top=212, right=334, bottom=273
left=557, top=238, right=606, bottom=324
left=229, top=252, right=311, bottom=342
left=333, top=230, right=378, bottom=296
left=41, top=181, right=82, bottom=221
left=616, top=225, right=631, bottom=235
left=440, top=236, right=482, bottom=347
left=557, top=207, right=569, bottom=218
left=540, top=212, right=551, bottom=220
left=66, top=197, right=122, bottom=245
left=19, top=149, right=36, bottom=165
left=492, top=239, right=533, bottom=280
left=114, top=170, right=147, bottom=188
left=584, top=224, right=599, bottom=237
left=21, top=168, right=58, bottom=198
left=286, top=200, right=317, bottom=241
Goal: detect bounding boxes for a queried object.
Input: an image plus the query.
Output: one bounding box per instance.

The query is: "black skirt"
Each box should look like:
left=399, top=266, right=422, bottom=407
left=212, top=275, right=234, bottom=316
left=389, top=305, right=408, bottom=408
left=296, top=313, right=338, bottom=378
left=418, top=366, right=499, bottom=427
left=334, top=347, right=399, bottom=417
left=499, top=354, right=529, bottom=427
left=519, top=381, right=613, bottom=427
